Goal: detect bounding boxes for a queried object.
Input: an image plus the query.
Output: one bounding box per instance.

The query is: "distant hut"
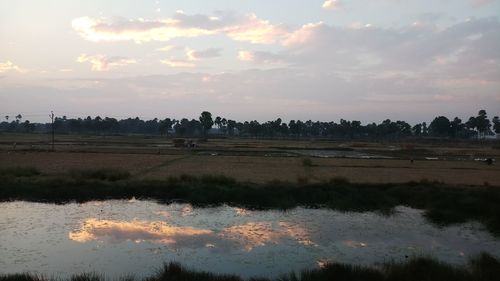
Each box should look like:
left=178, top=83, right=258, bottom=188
left=173, top=139, right=186, bottom=147
left=172, top=138, right=197, bottom=148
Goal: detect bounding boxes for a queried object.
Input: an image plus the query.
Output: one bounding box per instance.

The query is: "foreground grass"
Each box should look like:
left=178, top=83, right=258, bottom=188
left=1, top=167, right=500, bottom=236
left=1, top=254, right=499, bottom=281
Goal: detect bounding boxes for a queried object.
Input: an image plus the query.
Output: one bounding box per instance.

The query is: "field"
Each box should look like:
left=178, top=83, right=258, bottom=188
left=1, top=133, right=499, bottom=186
left=2, top=132, right=500, bottom=280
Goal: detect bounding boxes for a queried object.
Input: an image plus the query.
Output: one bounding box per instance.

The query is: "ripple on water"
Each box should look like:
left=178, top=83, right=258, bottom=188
left=0, top=201, right=498, bottom=278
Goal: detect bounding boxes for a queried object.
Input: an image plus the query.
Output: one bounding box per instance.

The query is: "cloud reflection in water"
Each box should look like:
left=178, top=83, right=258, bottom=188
left=69, top=217, right=315, bottom=251
left=69, top=218, right=213, bottom=244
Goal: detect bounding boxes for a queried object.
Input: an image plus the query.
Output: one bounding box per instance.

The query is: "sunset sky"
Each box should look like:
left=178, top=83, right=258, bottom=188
left=1, top=0, right=499, bottom=123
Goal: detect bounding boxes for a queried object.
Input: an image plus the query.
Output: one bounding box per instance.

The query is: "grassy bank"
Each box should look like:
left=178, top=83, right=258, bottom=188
left=1, top=167, right=500, bottom=236
left=1, top=254, right=499, bottom=281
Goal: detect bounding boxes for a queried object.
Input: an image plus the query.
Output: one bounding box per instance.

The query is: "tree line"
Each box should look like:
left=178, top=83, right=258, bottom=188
left=1, top=110, right=499, bottom=139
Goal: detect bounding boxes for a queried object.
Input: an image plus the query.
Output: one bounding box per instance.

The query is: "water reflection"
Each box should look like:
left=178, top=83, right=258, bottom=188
left=69, top=218, right=316, bottom=251
left=1, top=201, right=499, bottom=279
left=221, top=222, right=283, bottom=251
left=69, top=218, right=213, bottom=244
left=234, top=207, right=251, bottom=216
left=343, top=240, right=368, bottom=248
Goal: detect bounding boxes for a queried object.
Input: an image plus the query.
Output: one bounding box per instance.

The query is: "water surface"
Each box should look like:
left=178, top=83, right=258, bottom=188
left=1, top=201, right=499, bottom=278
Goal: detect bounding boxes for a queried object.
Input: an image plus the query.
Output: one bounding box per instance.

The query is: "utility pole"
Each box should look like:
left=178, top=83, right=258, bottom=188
left=50, top=111, right=55, bottom=152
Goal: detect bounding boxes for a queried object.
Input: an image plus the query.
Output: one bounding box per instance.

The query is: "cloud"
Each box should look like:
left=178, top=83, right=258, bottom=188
left=156, top=45, right=176, bottom=52
left=72, top=12, right=289, bottom=44
left=280, top=17, right=500, bottom=78
left=77, top=54, right=136, bottom=71
left=238, top=51, right=255, bottom=62
left=238, top=51, right=285, bottom=64
left=72, top=16, right=214, bottom=43
left=160, top=47, right=221, bottom=67
left=282, top=22, right=324, bottom=47
left=471, top=0, right=496, bottom=7
left=160, top=58, right=196, bottom=68
left=222, top=14, right=290, bottom=44
left=3, top=64, right=499, bottom=124
left=186, top=48, right=222, bottom=61
left=0, top=61, right=22, bottom=73
left=322, top=0, right=341, bottom=10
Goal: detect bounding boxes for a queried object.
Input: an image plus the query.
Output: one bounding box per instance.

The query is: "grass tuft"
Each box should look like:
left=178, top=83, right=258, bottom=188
left=301, top=158, right=313, bottom=167
left=0, top=167, right=40, bottom=178
left=0, top=254, right=499, bottom=281
left=69, top=168, right=131, bottom=182
left=70, top=273, right=102, bottom=281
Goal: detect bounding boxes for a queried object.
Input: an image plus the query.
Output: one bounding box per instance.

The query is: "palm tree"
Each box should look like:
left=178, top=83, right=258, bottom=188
left=199, top=111, right=214, bottom=136
left=15, top=114, right=22, bottom=123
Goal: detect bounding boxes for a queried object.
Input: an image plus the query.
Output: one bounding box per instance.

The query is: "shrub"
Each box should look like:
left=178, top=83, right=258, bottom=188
left=302, top=158, right=313, bottom=167
left=69, top=168, right=130, bottom=182
left=0, top=167, right=40, bottom=177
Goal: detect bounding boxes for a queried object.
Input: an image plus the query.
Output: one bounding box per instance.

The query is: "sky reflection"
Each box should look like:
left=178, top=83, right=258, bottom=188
left=69, top=218, right=213, bottom=244
left=3, top=201, right=499, bottom=279
left=69, top=217, right=316, bottom=251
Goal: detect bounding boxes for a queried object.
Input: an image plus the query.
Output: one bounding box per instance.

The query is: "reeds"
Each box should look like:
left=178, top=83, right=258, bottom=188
left=1, top=254, right=499, bottom=281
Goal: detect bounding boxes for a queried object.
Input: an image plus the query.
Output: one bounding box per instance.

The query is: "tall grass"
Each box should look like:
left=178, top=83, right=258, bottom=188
left=69, top=168, right=131, bottom=182
left=0, top=254, right=499, bottom=281
left=301, top=158, right=313, bottom=167
left=0, top=167, right=40, bottom=177
left=1, top=172, right=500, bottom=236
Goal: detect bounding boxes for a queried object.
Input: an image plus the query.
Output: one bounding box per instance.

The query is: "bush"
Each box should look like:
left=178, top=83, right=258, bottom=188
left=69, top=168, right=131, bottom=182
left=0, top=167, right=40, bottom=177
left=302, top=158, right=313, bottom=167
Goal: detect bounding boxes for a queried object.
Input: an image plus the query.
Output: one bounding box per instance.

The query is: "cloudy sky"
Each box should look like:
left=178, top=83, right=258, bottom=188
left=1, top=0, right=499, bottom=123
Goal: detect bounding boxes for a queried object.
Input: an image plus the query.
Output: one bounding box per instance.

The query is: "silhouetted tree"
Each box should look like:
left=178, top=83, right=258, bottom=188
left=15, top=114, right=22, bottom=124
left=159, top=118, right=175, bottom=136
left=226, top=119, right=236, bottom=135
left=214, top=116, right=222, bottom=130
left=429, top=116, right=451, bottom=137
left=2, top=110, right=496, bottom=139
left=199, top=111, right=214, bottom=135
left=23, top=120, right=35, bottom=133
left=492, top=116, right=500, bottom=134
left=449, top=117, right=464, bottom=138
left=467, top=110, right=492, bottom=138
left=476, top=110, right=492, bottom=138
left=412, top=123, right=423, bottom=136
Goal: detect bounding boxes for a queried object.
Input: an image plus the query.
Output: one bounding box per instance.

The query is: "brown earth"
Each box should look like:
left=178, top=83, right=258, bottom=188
left=1, top=151, right=499, bottom=186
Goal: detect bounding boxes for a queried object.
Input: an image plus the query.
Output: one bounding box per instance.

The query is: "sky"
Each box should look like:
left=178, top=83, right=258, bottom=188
left=1, top=0, right=499, bottom=124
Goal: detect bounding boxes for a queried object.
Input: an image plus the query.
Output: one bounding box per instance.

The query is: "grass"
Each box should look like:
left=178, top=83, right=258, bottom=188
left=0, top=254, right=499, bottom=281
left=69, top=168, right=131, bottom=181
left=0, top=167, right=41, bottom=177
left=1, top=169, right=500, bottom=236
left=301, top=158, right=313, bottom=167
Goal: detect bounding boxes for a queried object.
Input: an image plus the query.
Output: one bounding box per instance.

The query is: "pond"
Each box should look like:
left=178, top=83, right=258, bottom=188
left=1, top=201, right=499, bottom=279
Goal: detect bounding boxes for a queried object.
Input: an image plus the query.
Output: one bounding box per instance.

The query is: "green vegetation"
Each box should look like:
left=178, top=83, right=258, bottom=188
left=69, top=168, right=131, bottom=182
left=301, top=157, right=313, bottom=167
left=1, top=169, right=500, bottom=236
left=0, top=167, right=41, bottom=177
left=2, top=110, right=498, bottom=139
left=1, top=254, right=499, bottom=281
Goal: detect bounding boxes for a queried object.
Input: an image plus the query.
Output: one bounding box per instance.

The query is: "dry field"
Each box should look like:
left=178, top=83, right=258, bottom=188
left=1, top=133, right=499, bottom=186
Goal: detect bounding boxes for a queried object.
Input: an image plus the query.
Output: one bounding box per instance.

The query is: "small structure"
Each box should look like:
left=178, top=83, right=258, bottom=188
left=173, top=138, right=186, bottom=147
left=172, top=138, right=197, bottom=148
left=486, top=158, right=494, bottom=165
